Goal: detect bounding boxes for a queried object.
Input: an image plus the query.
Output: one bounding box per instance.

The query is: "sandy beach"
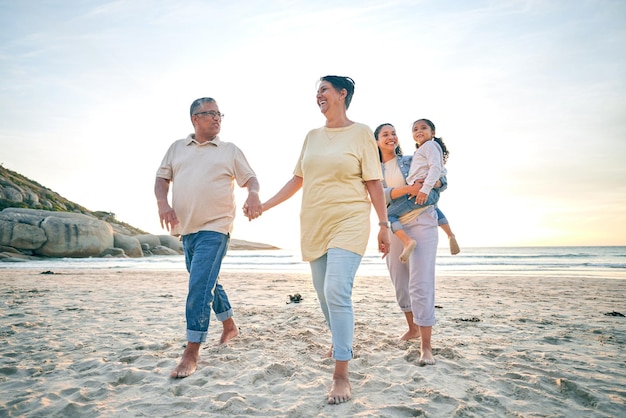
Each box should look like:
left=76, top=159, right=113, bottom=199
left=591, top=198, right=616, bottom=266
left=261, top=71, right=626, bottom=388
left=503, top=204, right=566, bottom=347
left=1, top=268, right=625, bottom=417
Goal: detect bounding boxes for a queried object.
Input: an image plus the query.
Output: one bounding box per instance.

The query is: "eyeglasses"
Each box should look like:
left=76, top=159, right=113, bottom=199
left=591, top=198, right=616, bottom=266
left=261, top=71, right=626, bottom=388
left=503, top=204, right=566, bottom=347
left=193, top=111, right=224, bottom=119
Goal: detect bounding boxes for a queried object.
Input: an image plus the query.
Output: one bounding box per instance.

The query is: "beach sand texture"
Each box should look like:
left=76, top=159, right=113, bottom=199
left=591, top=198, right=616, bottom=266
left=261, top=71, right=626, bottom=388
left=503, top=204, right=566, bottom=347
left=1, top=269, right=625, bottom=417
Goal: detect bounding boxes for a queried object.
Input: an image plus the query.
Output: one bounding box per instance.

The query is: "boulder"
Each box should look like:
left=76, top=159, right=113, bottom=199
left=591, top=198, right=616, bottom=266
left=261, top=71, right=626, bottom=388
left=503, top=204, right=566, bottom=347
left=37, top=213, right=113, bottom=257
left=0, top=219, right=47, bottom=249
left=158, top=235, right=183, bottom=253
left=113, top=233, right=143, bottom=258
left=135, top=234, right=161, bottom=250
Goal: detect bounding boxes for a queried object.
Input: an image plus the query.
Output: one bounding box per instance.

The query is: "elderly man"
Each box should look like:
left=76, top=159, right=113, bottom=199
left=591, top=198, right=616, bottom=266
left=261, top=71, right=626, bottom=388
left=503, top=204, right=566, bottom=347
left=155, top=97, right=262, bottom=378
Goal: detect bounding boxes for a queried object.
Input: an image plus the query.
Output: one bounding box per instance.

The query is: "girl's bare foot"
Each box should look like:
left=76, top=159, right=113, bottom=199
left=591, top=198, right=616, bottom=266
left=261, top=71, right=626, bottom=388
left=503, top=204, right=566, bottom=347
left=449, top=235, right=460, bottom=255
left=399, top=240, right=416, bottom=263
left=171, top=342, right=200, bottom=378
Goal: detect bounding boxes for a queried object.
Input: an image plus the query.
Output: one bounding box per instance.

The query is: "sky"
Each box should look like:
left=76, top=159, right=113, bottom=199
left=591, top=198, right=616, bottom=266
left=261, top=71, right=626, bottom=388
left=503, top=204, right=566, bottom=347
left=1, top=0, right=625, bottom=250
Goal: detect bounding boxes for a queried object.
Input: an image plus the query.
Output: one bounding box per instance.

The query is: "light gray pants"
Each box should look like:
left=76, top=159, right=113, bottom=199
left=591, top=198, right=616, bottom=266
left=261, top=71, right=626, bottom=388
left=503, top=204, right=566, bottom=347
left=385, top=206, right=439, bottom=327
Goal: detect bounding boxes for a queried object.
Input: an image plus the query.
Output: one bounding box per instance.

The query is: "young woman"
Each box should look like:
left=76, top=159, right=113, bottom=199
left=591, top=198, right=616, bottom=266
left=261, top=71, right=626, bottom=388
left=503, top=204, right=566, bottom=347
left=374, top=119, right=449, bottom=364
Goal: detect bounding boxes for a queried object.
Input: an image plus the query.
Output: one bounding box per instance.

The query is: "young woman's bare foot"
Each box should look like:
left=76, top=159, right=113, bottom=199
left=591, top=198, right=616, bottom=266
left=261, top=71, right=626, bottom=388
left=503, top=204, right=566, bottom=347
left=418, top=347, right=435, bottom=366
left=171, top=342, right=200, bottom=378
left=399, top=328, right=420, bottom=341
left=399, top=240, right=416, bottom=263
left=328, top=377, right=351, bottom=404
left=400, top=312, right=420, bottom=341
left=218, top=317, right=239, bottom=345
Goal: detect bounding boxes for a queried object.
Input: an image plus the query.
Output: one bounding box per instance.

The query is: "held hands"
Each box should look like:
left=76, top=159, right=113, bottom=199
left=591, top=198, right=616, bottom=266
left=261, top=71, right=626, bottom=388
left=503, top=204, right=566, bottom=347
left=243, top=192, right=263, bottom=221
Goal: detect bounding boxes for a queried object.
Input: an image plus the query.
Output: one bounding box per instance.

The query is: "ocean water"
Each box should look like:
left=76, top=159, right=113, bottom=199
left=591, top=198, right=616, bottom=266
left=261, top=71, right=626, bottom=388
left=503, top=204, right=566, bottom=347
left=1, top=246, right=625, bottom=280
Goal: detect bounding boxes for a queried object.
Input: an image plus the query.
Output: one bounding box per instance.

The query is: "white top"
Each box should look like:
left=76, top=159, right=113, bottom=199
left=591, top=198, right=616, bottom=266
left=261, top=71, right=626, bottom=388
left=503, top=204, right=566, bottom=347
left=405, top=140, right=447, bottom=196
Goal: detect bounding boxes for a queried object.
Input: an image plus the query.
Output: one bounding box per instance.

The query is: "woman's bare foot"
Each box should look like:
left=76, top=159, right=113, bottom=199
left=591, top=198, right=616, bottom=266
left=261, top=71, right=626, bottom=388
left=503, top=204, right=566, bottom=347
left=171, top=342, right=200, bottom=378
left=328, top=377, right=351, bottom=404
left=328, top=360, right=351, bottom=404
left=218, top=317, right=239, bottom=345
left=418, top=347, right=435, bottom=366
left=324, top=345, right=333, bottom=358
left=399, top=240, right=416, bottom=263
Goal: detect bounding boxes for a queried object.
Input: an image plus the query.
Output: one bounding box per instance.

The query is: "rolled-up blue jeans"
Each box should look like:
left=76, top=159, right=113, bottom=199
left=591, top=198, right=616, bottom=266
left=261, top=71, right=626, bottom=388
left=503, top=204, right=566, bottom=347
left=310, top=248, right=362, bottom=361
left=182, top=231, right=232, bottom=343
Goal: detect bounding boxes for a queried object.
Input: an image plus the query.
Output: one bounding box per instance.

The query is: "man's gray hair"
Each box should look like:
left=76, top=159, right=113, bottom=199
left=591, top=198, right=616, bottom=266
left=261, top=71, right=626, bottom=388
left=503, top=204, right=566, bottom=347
left=190, top=97, right=216, bottom=117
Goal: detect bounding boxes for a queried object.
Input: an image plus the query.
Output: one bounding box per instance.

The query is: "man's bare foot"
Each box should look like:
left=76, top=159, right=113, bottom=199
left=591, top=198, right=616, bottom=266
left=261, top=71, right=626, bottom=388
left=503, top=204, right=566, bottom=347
left=399, top=240, right=416, bottom=263
left=328, top=378, right=351, bottom=404
left=218, top=318, right=239, bottom=345
left=418, top=347, right=435, bottom=366
left=171, top=342, right=200, bottom=378
left=399, top=328, right=420, bottom=341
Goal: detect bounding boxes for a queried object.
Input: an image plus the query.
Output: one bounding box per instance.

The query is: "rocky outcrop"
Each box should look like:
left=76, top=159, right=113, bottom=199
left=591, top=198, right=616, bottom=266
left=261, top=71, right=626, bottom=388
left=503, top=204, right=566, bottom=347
left=0, top=208, right=185, bottom=260
left=0, top=165, right=278, bottom=261
left=0, top=165, right=148, bottom=236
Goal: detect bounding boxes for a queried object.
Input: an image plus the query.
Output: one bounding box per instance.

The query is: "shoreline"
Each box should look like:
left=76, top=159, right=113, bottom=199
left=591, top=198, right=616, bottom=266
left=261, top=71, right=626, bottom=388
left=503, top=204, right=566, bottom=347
left=1, top=269, right=625, bottom=416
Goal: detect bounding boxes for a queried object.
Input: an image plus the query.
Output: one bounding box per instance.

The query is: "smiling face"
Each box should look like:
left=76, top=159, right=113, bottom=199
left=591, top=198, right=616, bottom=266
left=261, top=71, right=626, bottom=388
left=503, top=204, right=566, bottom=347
left=375, top=124, right=399, bottom=153
left=316, top=80, right=344, bottom=115
left=412, top=119, right=435, bottom=146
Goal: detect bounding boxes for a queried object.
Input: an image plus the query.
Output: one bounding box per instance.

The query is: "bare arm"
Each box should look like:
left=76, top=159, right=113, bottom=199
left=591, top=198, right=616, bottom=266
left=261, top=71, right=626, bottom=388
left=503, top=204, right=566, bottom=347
left=262, top=175, right=303, bottom=211
left=154, top=177, right=178, bottom=231
left=365, top=179, right=391, bottom=259
left=243, top=175, right=303, bottom=219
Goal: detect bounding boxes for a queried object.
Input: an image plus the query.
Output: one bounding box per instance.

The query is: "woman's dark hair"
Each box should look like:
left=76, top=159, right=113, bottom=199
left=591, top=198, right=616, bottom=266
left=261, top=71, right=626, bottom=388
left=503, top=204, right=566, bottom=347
left=374, top=123, right=403, bottom=162
left=413, top=118, right=449, bottom=164
left=320, top=75, right=355, bottom=109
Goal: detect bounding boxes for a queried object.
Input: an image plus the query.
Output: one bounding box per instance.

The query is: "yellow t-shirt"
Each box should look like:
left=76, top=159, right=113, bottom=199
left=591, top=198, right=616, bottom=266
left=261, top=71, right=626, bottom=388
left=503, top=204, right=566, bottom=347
left=294, top=123, right=382, bottom=261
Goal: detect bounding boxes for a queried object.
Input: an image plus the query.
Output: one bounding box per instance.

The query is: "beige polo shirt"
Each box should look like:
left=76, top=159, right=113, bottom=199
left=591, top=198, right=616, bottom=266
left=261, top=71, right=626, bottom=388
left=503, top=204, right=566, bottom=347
left=294, top=122, right=382, bottom=261
left=156, top=134, right=256, bottom=237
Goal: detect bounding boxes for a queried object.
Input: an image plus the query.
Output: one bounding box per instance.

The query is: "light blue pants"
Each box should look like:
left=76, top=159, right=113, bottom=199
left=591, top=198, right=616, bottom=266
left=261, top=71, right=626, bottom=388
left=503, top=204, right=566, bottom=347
left=385, top=206, right=439, bottom=326
left=182, top=231, right=233, bottom=343
left=310, top=248, right=362, bottom=361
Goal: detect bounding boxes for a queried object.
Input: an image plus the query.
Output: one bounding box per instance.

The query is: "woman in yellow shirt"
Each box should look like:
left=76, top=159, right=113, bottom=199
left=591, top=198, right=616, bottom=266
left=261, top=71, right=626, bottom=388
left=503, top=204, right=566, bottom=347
left=256, top=75, right=390, bottom=405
